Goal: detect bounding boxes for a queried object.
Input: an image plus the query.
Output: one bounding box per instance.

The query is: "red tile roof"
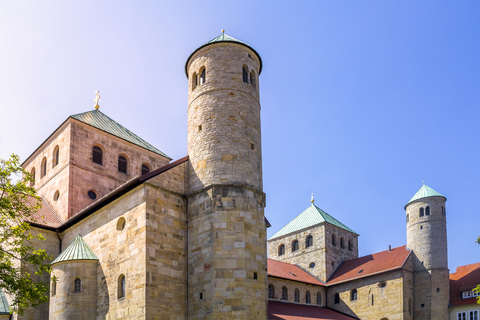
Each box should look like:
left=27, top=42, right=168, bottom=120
left=450, top=262, right=480, bottom=307
left=268, top=301, right=358, bottom=320
left=268, top=259, right=325, bottom=286
left=26, top=196, right=62, bottom=228
left=327, top=245, right=411, bottom=285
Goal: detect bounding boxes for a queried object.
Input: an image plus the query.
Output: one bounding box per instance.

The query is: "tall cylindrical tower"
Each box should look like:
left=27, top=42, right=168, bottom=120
left=405, top=183, right=449, bottom=320
left=185, top=33, right=267, bottom=320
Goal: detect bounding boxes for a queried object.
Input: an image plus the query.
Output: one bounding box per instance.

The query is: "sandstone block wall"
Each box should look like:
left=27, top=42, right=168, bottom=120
left=186, top=43, right=262, bottom=194
left=327, top=269, right=408, bottom=320
left=23, top=122, right=72, bottom=221
left=268, top=277, right=326, bottom=306
left=412, top=269, right=449, bottom=320
left=50, top=261, right=97, bottom=320
left=268, top=224, right=358, bottom=282
left=68, top=120, right=170, bottom=218
left=187, top=186, right=267, bottom=320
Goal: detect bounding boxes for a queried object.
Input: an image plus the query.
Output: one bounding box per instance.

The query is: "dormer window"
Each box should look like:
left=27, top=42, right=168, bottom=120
left=462, top=290, right=480, bottom=299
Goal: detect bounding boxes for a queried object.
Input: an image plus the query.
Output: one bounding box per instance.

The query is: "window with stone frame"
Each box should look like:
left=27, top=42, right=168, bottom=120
left=292, top=240, right=299, bottom=252
left=350, top=289, right=357, bottom=301
left=419, top=207, right=424, bottom=217
left=306, top=235, right=313, bottom=248
left=118, top=155, right=128, bottom=174
left=278, top=244, right=285, bottom=256
left=306, top=291, right=311, bottom=304
left=200, top=68, right=206, bottom=85
left=118, top=274, right=126, bottom=299
left=92, top=146, right=103, bottom=165
left=40, top=157, right=47, bottom=178
left=294, top=289, right=299, bottom=302
left=282, top=286, right=288, bottom=301
left=74, top=278, right=81, bottom=292
left=425, top=206, right=430, bottom=216
left=243, top=66, right=249, bottom=83
left=53, top=145, right=60, bottom=168
left=268, top=284, right=275, bottom=299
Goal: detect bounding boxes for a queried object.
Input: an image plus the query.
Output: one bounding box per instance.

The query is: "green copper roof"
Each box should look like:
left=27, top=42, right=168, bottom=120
left=185, top=32, right=263, bottom=77
left=268, top=203, right=358, bottom=240
left=70, top=109, right=171, bottom=159
left=51, top=235, right=98, bottom=265
left=405, top=183, right=446, bottom=208
left=0, top=290, right=10, bottom=315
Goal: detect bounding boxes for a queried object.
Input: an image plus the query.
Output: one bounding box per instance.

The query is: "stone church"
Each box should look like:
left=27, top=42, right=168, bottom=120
left=14, top=32, right=452, bottom=319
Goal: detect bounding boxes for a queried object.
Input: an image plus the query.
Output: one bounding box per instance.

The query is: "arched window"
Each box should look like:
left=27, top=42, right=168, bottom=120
left=406, top=214, right=409, bottom=223
left=278, top=244, right=285, bottom=256
left=192, top=72, right=197, bottom=90
left=243, top=66, right=249, bottom=83
left=306, top=235, right=313, bottom=248
left=332, top=234, right=336, bottom=246
left=40, top=157, right=47, bottom=178
left=118, top=274, right=125, bottom=299
left=348, top=240, right=353, bottom=251
left=268, top=284, right=275, bottom=299
left=425, top=206, right=430, bottom=216
left=74, top=278, right=81, bottom=292
left=141, top=163, right=150, bottom=175
left=294, top=289, right=299, bottom=302
left=52, top=145, right=60, bottom=168
left=334, top=293, right=340, bottom=304
left=350, top=289, right=357, bottom=301
left=340, top=237, right=345, bottom=249
left=118, top=155, right=128, bottom=174
left=200, top=68, right=206, bottom=85
left=419, top=207, right=424, bottom=217
left=306, top=291, right=311, bottom=304
left=442, top=206, right=446, bottom=216
left=52, top=281, right=56, bottom=296
left=250, top=70, right=256, bottom=88
left=316, top=292, right=321, bottom=305
left=92, top=146, right=103, bottom=165
left=292, top=240, right=299, bottom=252
left=282, top=286, right=288, bottom=301
left=30, top=168, right=35, bottom=186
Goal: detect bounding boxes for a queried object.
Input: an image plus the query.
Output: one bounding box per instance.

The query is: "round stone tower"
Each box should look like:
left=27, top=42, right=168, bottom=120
left=185, top=32, right=267, bottom=320
left=405, top=183, right=449, bottom=320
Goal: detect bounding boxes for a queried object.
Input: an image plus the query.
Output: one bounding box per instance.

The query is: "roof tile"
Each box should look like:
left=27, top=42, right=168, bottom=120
left=449, top=262, right=480, bottom=307
left=268, top=301, right=358, bottom=319
left=25, top=196, right=62, bottom=228
left=327, top=245, right=411, bottom=285
left=268, top=259, right=325, bottom=286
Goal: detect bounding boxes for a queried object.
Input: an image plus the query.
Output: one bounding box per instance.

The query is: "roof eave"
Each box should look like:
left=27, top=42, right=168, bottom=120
left=404, top=195, right=447, bottom=210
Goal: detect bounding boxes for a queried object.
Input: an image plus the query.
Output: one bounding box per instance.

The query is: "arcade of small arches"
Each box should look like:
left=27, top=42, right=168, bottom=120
left=278, top=234, right=354, bottom=256
left=268, top=284, right=322, bottom=306
left=406, top=205, right=446, bottom=223
left=190, top=65, right=258, bottom=91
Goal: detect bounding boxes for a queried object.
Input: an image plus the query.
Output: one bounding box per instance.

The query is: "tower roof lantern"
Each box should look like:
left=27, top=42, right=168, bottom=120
left=51, top=235, right=98, bottom=265
left=185, top=32, right=263, bottom=78
left=405, top=183, right=446, bottom=209
left=268, top=202, right=358, bottom=241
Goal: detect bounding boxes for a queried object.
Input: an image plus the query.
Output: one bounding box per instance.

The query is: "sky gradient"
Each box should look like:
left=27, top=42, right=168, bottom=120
left=1, top=1, right=479, bottom=272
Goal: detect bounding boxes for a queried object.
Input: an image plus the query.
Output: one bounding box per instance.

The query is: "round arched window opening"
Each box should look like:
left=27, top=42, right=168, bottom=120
left=88, top=190, right=97, bottom=200
left=309, top=262, right=316, bottom=268
left=54, top=190, right=60, bottom=201
left=117, top=217, right=126, bottom=231
left=379, top=282, right=387, bottom=288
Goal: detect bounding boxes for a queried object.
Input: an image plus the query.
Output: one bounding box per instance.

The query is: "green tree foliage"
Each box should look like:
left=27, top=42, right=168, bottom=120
left=0, top=154, right=53, bottom=315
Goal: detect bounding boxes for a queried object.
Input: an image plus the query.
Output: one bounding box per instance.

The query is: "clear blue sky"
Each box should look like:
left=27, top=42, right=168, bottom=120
left=1, top=1, right=479, bottom=272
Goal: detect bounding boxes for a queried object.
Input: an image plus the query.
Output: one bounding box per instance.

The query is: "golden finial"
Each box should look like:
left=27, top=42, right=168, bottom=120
left=221, top=29, right=225, bottom=34
left=423, top=181, right=425, bottom=184
left=94, top=90, right=100, bottom=110
left=311, top=192, right=314, bottom=203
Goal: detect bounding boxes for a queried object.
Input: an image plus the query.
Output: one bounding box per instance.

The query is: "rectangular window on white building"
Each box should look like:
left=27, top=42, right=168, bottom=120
left=458, top=312, right=466, bottom=320
left=469, top=310, right=479, bottom=320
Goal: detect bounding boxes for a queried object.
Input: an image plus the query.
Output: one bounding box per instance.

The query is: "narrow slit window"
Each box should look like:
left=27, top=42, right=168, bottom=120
left=419, top=207, right=424, bottom=217
left=200, top=68, right=206, bottom=85
left=425, top=206, right=430, bottom=216
left=294, top=289, right=299, bottom=302
left=192, top=72, right=197, bottom=90
left=268, top=284, right=275, bottom=299
left=118, top=274, right=125, bottom=299
left=74, top=278, right=81, bottom=292
left=243, top=66, right=249, bottom=83
left=41, top=157, right=47, bottom=178
left=316, top=292, right=321, bottom=305
left=53, top=145, right=60, bottom=168
left=306, top=291, right=311, bottom=304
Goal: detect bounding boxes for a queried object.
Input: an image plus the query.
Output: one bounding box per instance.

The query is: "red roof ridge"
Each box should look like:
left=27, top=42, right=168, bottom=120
left=268, top=258, right=325, bottom=286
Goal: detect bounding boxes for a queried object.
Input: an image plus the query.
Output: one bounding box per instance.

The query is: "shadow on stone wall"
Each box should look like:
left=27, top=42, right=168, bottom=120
left=96, top=262, right=110, bottom=318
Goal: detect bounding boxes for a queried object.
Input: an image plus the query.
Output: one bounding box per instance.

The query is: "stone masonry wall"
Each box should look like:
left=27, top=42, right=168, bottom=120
left=59, top=186, right=148, bottom=320
left=187, top=186, right=267, bottom=320
left=327, top=269, right=407, bottom=320
left=68, top=120, right=170, bottom=218
left=268, top=223, right=358, bottom=282
left=268, top=277, right=326, bottom=307
left=187, top=43, right=262, bottom=194
left=23, top=122, right=72, bottom=221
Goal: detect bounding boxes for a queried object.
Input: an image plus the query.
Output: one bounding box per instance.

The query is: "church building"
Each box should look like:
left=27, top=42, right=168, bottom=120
left=12, top=32, right=458, bottom=319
